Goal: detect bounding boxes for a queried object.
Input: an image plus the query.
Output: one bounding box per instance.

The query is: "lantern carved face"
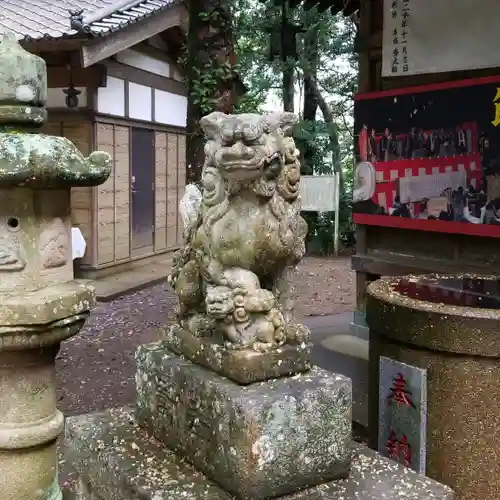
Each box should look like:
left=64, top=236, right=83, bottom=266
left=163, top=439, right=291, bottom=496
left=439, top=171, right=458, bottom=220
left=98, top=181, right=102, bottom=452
left=0, top=188, right=72, bottom=292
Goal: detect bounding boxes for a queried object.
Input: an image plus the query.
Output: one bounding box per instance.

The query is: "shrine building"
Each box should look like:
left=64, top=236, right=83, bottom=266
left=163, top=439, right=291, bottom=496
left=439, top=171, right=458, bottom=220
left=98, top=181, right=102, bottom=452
left=0, top=0, right=188, bottom=278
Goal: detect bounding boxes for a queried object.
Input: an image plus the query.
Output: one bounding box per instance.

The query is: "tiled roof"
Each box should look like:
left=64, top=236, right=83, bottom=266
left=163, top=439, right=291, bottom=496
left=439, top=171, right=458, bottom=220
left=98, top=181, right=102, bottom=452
left=258, top=0, right=359, bottom=15
left=0, top=0, right=179, bottom=41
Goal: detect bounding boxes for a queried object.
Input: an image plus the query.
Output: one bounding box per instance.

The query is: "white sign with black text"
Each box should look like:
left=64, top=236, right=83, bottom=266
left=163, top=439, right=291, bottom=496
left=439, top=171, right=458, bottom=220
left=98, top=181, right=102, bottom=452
left=383, top=0, right=500, bottom=77
left=300, top=174, right=341, bottom=255
left=300, top=175, right=338, bottom=212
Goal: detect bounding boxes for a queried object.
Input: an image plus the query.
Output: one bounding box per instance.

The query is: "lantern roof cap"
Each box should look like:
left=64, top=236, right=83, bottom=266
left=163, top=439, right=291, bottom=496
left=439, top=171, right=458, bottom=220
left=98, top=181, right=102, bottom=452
left=0, top=32, right=48, bottom=126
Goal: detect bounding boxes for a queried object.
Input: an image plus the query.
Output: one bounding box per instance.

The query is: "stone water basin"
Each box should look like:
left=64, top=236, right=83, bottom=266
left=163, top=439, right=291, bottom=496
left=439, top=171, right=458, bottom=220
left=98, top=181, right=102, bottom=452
left=367, top=274, right=500, bottom=500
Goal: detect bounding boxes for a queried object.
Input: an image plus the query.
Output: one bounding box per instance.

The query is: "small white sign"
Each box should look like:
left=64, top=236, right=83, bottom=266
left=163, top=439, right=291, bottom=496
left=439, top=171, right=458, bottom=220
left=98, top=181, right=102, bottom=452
left=300, top=175, right=337, bottom=212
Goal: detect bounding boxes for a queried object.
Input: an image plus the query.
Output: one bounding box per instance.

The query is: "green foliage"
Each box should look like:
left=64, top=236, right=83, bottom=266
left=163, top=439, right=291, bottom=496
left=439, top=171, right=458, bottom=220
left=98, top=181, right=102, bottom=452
left=190, top=62, right=237, bottom=115
left=228, top=1, right=359, bottom=252
left=295, top=119, right=355, bottom=253
left=231, top=0, right=280, bottom=113
left=182, top=9, right=240, bottom=117
left=294, top=120, right=332, bottom=174
left=198, top=9, right=220, bottom=22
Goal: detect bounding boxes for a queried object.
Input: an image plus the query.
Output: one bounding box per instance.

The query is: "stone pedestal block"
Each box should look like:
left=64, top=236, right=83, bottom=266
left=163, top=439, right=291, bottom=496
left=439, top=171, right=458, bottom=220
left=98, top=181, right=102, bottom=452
left=135, top=342, right=352, bottom=500
left=162, top=324, right=312, bottom=384
left=64, top=407, right=455, bottom=500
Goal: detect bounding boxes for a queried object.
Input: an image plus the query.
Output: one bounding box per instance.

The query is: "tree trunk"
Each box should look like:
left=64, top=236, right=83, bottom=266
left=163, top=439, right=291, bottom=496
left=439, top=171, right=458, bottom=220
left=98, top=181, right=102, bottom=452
left=302, top=21, right=318, bottom=121
left=299, top=18, right=319, bottom=175
left=283, top=67, right=295, bottom=112
left=281, top=1, right=295, bottom=112
left=303, top=73, right=344, bottom=192
left=186, top=0, right=240, bottom=183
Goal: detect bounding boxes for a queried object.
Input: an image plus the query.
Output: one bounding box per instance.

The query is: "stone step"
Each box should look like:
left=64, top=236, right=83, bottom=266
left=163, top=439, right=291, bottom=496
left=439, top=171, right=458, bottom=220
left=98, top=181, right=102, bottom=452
left=320, top=334, right=369, bottom=360
left=64, top=408, right=454, bottom=500
left=135, top=343, right=352, bottom=499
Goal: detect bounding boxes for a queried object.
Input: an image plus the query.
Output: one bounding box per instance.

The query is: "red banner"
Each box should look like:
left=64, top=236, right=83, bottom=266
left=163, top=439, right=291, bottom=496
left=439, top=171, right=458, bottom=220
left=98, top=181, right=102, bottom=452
left=353, top=76, right=500, bottom=237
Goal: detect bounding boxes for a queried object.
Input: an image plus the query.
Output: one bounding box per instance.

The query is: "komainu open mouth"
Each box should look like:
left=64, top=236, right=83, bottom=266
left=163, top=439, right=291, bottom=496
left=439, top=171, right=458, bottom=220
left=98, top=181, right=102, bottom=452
left=221, top=159, right=262, bottom=172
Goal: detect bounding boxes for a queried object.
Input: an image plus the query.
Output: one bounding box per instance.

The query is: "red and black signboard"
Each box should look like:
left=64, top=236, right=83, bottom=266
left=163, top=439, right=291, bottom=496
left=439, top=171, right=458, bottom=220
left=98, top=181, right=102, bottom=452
left=353, top=76, right=500, bottom=238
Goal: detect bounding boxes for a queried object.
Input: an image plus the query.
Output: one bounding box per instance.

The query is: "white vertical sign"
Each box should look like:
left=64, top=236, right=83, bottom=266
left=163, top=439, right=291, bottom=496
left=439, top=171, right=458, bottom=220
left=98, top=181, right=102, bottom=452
left=382, top=0, right=500, bottom=77
left=300, top=174, right=341, bottom=256
left=383, top=0, right=411, bottom=77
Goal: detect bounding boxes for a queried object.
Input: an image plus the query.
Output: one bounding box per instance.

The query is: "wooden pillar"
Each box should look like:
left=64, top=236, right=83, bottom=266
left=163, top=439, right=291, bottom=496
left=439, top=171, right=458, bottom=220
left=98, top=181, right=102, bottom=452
left=358, top=0, right=373, bottom=93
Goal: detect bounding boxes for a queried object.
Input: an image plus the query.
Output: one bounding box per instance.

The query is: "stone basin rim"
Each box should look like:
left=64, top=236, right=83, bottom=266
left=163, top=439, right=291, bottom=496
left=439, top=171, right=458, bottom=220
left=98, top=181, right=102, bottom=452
left=367, top=274, right=500, bottom=357
left=367, top=273, right=500, bottom=321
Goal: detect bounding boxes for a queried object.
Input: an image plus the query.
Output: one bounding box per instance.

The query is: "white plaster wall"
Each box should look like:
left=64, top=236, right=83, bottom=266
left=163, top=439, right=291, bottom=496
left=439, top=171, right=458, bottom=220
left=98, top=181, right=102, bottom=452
left=97, top=76, right=125, bottom=116
left=145, top=39, right=184, bottom=81
left=46, top=87, right=87, bottom=108
left=154, top=89, right=187, bottom=127
left=116, top=49, right=171, bottom=78
left=128, top=82, right=152, bottom=122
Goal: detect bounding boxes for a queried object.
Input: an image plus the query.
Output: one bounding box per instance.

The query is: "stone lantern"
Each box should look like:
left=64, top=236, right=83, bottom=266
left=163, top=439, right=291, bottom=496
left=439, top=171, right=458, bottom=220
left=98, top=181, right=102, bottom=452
left=0, top=33, right=111, bottom=500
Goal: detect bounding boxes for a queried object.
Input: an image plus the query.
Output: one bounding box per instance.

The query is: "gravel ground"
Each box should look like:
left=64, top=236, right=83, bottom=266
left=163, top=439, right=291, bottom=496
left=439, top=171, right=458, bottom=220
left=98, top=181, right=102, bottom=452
left=293, top=256, right=355, bottom=319
left=56, top=255, right=355, bottom=416
left=57, top=255, right=356, bottom=487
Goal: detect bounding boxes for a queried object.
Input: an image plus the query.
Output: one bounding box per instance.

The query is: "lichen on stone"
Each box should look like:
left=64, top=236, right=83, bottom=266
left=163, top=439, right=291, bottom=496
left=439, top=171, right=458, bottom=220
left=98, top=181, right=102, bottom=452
left=169, top=111, right=310, bottom=354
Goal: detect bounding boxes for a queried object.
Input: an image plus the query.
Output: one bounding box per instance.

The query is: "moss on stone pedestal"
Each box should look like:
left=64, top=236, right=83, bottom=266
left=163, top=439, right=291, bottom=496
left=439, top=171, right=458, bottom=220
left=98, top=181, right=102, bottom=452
left=0, top=32, right=46, bottom=119
left=64, top=407, right=455, bottom=500
left=135, top=342, right=352, bottom=500
left=162, top=324, right=312, bottom=384
left=0, top=134, right=111, bottom=187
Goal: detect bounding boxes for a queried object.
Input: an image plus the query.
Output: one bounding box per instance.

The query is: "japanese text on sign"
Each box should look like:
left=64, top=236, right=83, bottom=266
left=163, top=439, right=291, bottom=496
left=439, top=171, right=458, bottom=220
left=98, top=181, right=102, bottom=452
left=387, top=430, right=411, bottom=467
left=385, top=372, right=416, bottom=467
left=388, top=372, right=416, bottom=409
left=378, top=357, right=427, bottom=474
left=390, top=0, right=411, bottom=74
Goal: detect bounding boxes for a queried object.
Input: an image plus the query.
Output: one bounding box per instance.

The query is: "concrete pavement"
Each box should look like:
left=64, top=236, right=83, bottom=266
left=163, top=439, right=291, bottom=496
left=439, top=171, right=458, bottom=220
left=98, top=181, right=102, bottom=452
left=305, top=312, right=369, bottom=427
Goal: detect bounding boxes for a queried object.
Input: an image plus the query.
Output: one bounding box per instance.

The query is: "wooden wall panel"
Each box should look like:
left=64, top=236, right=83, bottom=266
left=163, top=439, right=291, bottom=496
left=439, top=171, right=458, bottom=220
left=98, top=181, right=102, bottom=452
left=176, top=134, right=186, bottom=247
left=63, top=122, right=91, bottom=155
left=43, top=114, right=187, bottom=272
left=63, top=122, right=94, bottom=267
left=42, top=117, right=94, bottom=266
left=42, top=121, right=63, bottom=136
left=91, top=120, right=185, bottom=269
left=96, top=123, right=115, bottom=265
left=114, top=126, right=131, bottom=260
left=155, top=132, right=168, bottom=251
left=166, top=133, right=178, bottom=249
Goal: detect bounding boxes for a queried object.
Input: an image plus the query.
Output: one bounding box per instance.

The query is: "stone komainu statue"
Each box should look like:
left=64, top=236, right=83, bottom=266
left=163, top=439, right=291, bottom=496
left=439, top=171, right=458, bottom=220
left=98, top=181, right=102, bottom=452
left=170, top=111, right=310, bottom=352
